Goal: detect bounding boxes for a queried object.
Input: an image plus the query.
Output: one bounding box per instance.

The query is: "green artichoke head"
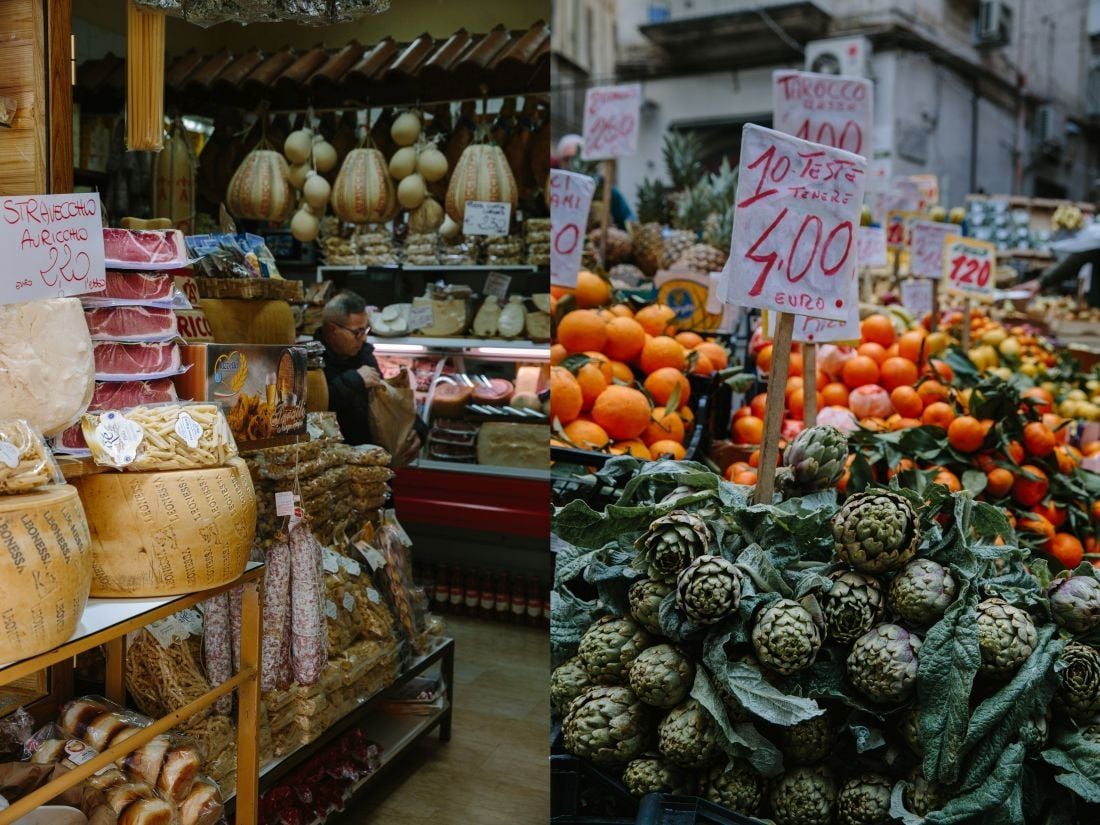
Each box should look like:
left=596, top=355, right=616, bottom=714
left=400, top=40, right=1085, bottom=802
left=903, top=766, right=947, bottom=817
left=551, top=656, right=595, bottom=715
left=628, top=643, right=696, bottom=709
left=577, top=615, right=653, bottom=685
left=635, top=509, right=713, bottom=582
left=832, top=490, right=920, bottom=574
left=676, top=554, right=743, bottom=626
left=1056, top=641, right=1100, bottom=719
left=889, top=558, right=957, bottom=626
left=847, top=624, right=922, bottom=704
left=700, top=758, right=765, bottom=816
left=901, top=705, right=923, bottom=756
left=752, top=599, right=823, bottom=676
left=622, top=755, right=695, bottom=797
left=976, top=598, right=1037, bottom=678
left=629, top=578, right=673, bottom=636
left=1048, top=574, right=1100, bottom=635
left=836, top=773, right=892, bottom=825
left=768, top=764, right=837, bottom=825
left=562, top=686, right=652, bottom=766
left=777, top=713, right=835, bottom=766
left=657, top=698, right=721, bottom=769
left=824, top=570, right=885, bottom=645
left=781, top=425, right=850, bottom=494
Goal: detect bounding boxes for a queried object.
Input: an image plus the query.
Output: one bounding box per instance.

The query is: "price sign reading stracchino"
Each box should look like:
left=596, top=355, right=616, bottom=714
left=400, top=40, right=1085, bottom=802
left=856, top=225, right=888, bottom=267
left=549, top=170, right=597, bottom=287
left=582, top=84, right=642, bottom=160
left=772, top=70, right=874, bottom=156
left=0, top=192, right=106, bottom=305
left=944, top=235, right=997, bottom=300
left=909, top=220, right=956, bottom=279
left=722, top=123, right=868, bottom=322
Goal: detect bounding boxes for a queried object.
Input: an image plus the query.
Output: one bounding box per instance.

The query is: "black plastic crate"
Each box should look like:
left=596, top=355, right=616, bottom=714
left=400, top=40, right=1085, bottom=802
left=636, top=795, right=762, bottom=825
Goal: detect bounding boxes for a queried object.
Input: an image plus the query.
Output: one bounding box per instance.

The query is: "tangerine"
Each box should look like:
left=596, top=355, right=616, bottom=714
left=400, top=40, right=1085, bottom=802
left=947, top=415, right=986, bottom=452
left=857, top=342, right=888, bottom=365
left=563, top=419, right=610, bottom=450
left=880, top=357, right=919, bottom=392
left=550, top=343, right=566, bottom=365
left=1012, top=464, right=1049, bottom=507
left=603, top=317, right=647, bottom=361
left=575, top=270, right=611, bottom=308
left=788, top=351, right=804, bottom=378
left=1021, top=386, right=1054, bottom=415
left=1032, top=501, right=1067, bottom=529
left=635, top=305, right=676, bottom=336
left=933, top=468, right=962, bottom=492
left=642, top=406, right=686, bottom=446
left=675, top=331, right=704, bottom=349
left=649, top=440, right=687, bottom=460
left=640, top=336, right=687, bottom=373
left=695, top=342, right=729, bottom=371
left=922, top=401, right=957, bottom=429
left=928, top=359, right=954, bottom=383
left=591, top=385, right=652, bottom=440
left=823, top=382, right=851, bottom=407
left=550, top=367, right=584, bottom=424
left=1049, top=533, right=1085, bottom=568
left=861, top=314, right=897, bottom=347
left=985, top=467, right=1014, bottom=498
left=609, top=440, right=651, bottom=459
left=896, top=330, right=927, bottom=363
left=749, top=393, right=768, bottom=419
left=644, top=367, right=691, bottom=407
left=1007, top=440, right=1025, bottom=464
left=557, top=310, right=607, bottom=353
left=609, top=303, right=635, bottom=318
left=917, top=380, right=949, bottom=407
left=756, top=344, right=774, bottom=374
left=576, top=362, right=610, bottom=410
left=733, top=415, right=765, bottom=445
left=1043, top=413, right=1070, bottom=444
left=691, top=351, right=716, bottom=376
left=1019, top=512, right=1055, bottom=543
left=789, top=388, right=824, bottom=419
left=731, top=468, right=758, bottom=485
left=890, top=386, right=924, bottom=419
left=1054, top=446, right=1079, bottom=475
left=609, top=360, right=635, bottom=383
left=1023, top=421, right=1056, bottom=458
left=842, top=355, right=880, bottom=389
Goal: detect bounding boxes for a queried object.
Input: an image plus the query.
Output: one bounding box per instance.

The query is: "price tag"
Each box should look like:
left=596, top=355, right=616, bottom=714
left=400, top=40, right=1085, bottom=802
left=550, top=170, right=597, bottom=287
left=94, top=412, right=143, bottom=466
left=0, top=441, right=19, bottom=469
left=908, top=220, right=956, bottom=280
left=762, top=280, right=860, bottom=344
left=176, top=607, right=204, bottom=636
left=462, top=201, right=512, bottom=237
left=0, top=192, right=107, bottom=305
left=856, top=225, right=887, bottom=268
left=408, top=303, right=434, bottom=331
left=582, top=83, right=642, bottom=160
left=146, top=615, right=189, bottom=648
left=484, top=271, right=511, bottom=302
left=901, top=279, right=936, bottom=318
left=174, top=411, right=203, bottom=448
left=944, top=235, right=997, bottom=301
left=910, top=174, right=939, bottom=211
left=274, top=491, right=296, bottom=517
left=886, top=211, right=910, bottom=250
left=721, top=123, right=868, bottom=322
left=355, top=541, right=387, bottom=571
left=772, top=70, right=873, bottom=156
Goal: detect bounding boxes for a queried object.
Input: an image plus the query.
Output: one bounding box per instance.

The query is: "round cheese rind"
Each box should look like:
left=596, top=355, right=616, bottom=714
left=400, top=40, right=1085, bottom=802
left=0, top=298, right=95, bottom=435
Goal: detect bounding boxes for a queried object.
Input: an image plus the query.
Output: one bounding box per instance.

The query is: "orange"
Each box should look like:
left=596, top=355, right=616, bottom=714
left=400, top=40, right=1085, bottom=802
left=985, top=467, right=1014, bottom=498
left=861, top=314, right=896, bottom=347
left=610, top=440, right=652, bottom=459
left=1049, top=533, right=1085, bottom=568
left=837, top=454, right=857, bottom=494
left=928, top=359, right=954, bottom=384
left=576, top=362, right=610, bottom=410
left=748, top=450, right=761, bottom=468
left=575, top=270, right=611, bottom=308
left=649, top=440, right=687, bottom=460
left=558, top=310, right=607, bottom=353
left=1054, top=446, right=1079, bottom=475
left=644, top=367, right=692, bottom=407
left=550, top=284, right=570, bottom=300
left=857, top=342, right=888, bottom=365
left=947, top=415, right=986, bottom=453
left=1043, top=413, right=1070, bottom=445
left=609, top=303, right=635, bottom=318
left=1019, top=512, right=1055, bottom=543
left=880, top=357, right=919, bottom=392
left=563, top=419, right=610, bottom=450
left=862, top=417, right=889, bottom=432
left=789, top=387, right=824, bottom=419
left=1083, top=441, right=1100, bottom=458
left=922, top=402, right=956, bottom=429
left=734, top=406, right=754, bottom=421
left=1093, top=499, right=1100, bottom=522
left=640, top=336, right=687, bottom=374
left=733, top=415, right=765, bottom=445
left=603, top=317, right=647, bottom=361
left=691, top=352, right=715, bottom=376
left=1012, top=464, right=1049, bottom=507
left=731, top=468, right=758, bottom=485
left=675, top=331, right=704, bottom=349
left=1006, top=440, right=1025, bottom=465
left=1023, top=421, right=1055, bottom=458
left=890, top=386, right=924, bottom=419
left=642, top=406, right=686, bottom=446
left=724, top=461, right=752, bottom=481
left=888, top=458, right=916, bottom=478
left=591, top=385, right=652, bottom=440
left=750, top=393, right=769, bottom=419
left=583, top=351, right=614, bottom=381
left=635, top=304, right=676, bottom=336
left=933, top=468, right=962, bottom=493
left=695, top=342, right=729, bottom=371
left=917, top=380, right=949, bottom=408
left=842, top=355, right=880, bottom=389
left=609, top=360, right=635, bottom=384
left=550, top=367, right=583, bottom=424
left=823, top=382, right=851, bottom=407
left=756, top=344, right=774, bottom=374
left=1021, top=387, right=1054, bottom=415
left=788, top=351, right=804, bottom=378
left=550, top=343, right=567, bottom=365
left=785, top=376, right=805, bottom=399
left=891, top=416, right=921, bottom=430
left=1032, top=501, right=1067, bottom=529
left=598, top=309, right=616, bottom=323
left=896, top=330, right=927, bottom=364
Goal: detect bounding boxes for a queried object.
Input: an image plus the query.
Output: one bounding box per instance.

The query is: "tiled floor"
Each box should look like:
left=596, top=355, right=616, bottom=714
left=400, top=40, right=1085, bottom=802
left=336, top=615, right=549, bottom=823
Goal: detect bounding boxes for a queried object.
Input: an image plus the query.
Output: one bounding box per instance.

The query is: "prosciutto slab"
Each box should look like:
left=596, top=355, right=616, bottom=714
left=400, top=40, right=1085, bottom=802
left=85, top=306, right=177, bottom=341
left=99, top=271, right=176, bottom=302
left=93, top=342, right=181, bottom=377
left=91, top=378, right=179, bottom=409
left=103, top=228, right=188, bottom=266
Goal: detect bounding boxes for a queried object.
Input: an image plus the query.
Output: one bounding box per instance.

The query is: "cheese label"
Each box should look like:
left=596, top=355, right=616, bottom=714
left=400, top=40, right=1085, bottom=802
left=62, top=740, right=96, bottom=767
left=177, top=607, right=204, bottom=636
left=174, top=412, right=203, bottom=449
left=0, top=441, right=18, bottom=469
left=147, top=615, right=190, bottom=648
left=408, top=304, right=434, bottom=332
left=275, top=491, right=296, bottom=517
left=484, top=271, right=511, bottom=302
left=94, top=412, right=144, bottom=466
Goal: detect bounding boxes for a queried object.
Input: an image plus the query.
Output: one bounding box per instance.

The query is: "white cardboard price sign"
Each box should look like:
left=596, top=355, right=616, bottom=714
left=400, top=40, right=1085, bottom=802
left=462, top=201, right=511, bottom=236
left=721, top=123, right=868, bottom=322
left=0, top=192, right=106, bottom=305
left=901, top=279, right=935, bottom=319
left=408, top=303, right=434, bottom=331
left=762, top=275, right=860, bottom=344
left=944, top=235, right=996, bottom=301
left=549, top=170, right=597, bottom=287
left=483, top=271, right=511, bottom=302
left=582, top=84, right=641, bottom=160
left=856, top=225, right=887, bottom=268
left=772, top=70, right=874, bottom=157
left=908, top=220, right=956, bottom=280
left=886, top=211, right=910, bottom=250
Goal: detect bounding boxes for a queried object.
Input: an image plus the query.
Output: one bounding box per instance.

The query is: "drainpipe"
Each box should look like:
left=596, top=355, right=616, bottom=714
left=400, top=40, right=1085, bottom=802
left=970, top=79, right=979, bottom=192
left=1013, top=71, right=1027, bottom=194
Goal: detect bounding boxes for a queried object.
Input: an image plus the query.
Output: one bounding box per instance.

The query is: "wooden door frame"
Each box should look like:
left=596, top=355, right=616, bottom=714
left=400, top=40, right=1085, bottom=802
left=46, top=0, right=73, bottom=193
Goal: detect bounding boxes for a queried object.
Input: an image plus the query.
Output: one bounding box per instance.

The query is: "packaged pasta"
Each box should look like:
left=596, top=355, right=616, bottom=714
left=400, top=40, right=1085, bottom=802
left=0, top=419, right=63, bottom=494
left=82, top=403, right=238, bottom=471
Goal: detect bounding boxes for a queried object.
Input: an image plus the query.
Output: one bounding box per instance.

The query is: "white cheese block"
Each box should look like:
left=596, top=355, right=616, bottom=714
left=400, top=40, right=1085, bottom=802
left=476, top=423, right=549, bottom=469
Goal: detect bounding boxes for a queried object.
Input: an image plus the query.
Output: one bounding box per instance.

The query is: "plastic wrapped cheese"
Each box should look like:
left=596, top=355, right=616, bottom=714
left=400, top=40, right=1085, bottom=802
left=0, top=299, right=95, bottom=435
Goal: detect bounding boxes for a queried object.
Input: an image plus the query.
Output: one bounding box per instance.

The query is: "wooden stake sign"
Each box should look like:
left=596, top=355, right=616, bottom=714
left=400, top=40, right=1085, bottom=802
left=944, top=235, right=995, bottom=350
left=802, top=344, right=818, bottom=427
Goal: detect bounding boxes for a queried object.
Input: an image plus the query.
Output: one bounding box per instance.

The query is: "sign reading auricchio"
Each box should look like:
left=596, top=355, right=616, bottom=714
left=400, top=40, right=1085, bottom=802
left=0, top=192, right=106, bottom=305
left=772, top=70, right=873, bottom=157
left=582, top=84, right=642, bottom=161
left=549, top=170, right=597, bottom=287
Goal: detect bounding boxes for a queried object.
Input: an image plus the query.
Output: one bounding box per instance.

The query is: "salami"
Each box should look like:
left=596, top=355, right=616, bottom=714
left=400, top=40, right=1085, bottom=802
left=288, top=521, right=327, bottom=686
left=202, top=593, right=233, bottom=714
left=261, top=535, right=291, bottom=692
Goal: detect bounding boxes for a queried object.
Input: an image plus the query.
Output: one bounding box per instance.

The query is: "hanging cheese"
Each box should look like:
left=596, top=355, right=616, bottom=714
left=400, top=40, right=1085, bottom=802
left=306, top=369, right=329, bottom=413
left=72, top=458, right=257, bottom=597
left=153, top=122, right=196, bottom=233
left=0, top=485, right=93, bottom=663
left=444, top=143, right=518, bottom=223
left=331, top=147, right=397, bottom=224
left=225, top=148, right=293, bottom=222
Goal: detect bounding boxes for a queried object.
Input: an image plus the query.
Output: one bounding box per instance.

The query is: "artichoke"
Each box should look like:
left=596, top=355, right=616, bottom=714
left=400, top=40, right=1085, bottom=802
left=676, top=554, right=743, bottom=625
left=901, top=705, right=922, bottom=756
left=713, top=672, right=752, bottom=723
left=1018, top=710, right=1050, bottom=754
left=657, top=698, right=721, bottom=769
left=1081, top=723, right=1100, bottom=744
left=628, top=644, right=695, bottom=709
left=903, top=766, right=946, bottom=817
left=634, top=510, right=713, bottom=582
left=832, top=490, right=920, bottom=574
left=779, top=425, right=849, bottom=495
left=777, top=713, right=835, bottom=766
left=752, top=599, right=823, bottom=676
left=889, top=558, right=957, bottom=626
left=622, top=755, right=694, bottom=797
left=629, top=578, right=672, bottom=636
left=1048, top=575, right=1100, bottom=634
left=1056, top=641, right=1100, bottom=719
left=976, top=598, right=1037, bottom=678
left=577, top=616, right=652, bottom=685
left=700, top=759, right=765, bottom=815
left=562, top=686, right=651, bottom=766
left=836, top=773, right=892, bottom=825
left=847, top=624, right=922, bottom=704
left=551, top=656, right=594, bottom=715
left=769, top=765, right=837, bottom=825
left=824, top=571, right=884, bottom=645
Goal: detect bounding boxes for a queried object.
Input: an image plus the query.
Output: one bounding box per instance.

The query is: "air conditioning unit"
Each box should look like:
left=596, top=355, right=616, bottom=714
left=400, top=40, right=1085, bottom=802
left=804, top=36, right=871, bottom=78
left=976, top=0, right=1012, bottom=48
left=1034, top=104, right=1056, bottom=143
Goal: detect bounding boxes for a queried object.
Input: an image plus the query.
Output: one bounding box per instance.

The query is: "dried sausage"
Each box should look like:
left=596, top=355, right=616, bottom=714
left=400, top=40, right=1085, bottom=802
left=289, top=521, right=327, bottom=685
left=202, top=592, right=232, bottom=714
left=261, top=535, right=291, bottom=692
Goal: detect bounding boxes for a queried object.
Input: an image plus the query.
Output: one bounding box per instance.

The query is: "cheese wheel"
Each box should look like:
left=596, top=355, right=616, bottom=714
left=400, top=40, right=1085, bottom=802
left=0, top=485, right=93, bottom=663
left=72, top=458, right=256, bottom=597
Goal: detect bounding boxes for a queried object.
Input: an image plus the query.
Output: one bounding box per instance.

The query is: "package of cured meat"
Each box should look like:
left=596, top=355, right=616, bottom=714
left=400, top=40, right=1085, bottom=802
left=85, top=306, right=179, bottom=342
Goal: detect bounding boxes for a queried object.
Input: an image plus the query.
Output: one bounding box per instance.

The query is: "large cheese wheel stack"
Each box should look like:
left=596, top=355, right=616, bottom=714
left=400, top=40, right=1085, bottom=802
left=0, top=485, right=94, bottom=662
left=72, top=457, right=257, bottom=597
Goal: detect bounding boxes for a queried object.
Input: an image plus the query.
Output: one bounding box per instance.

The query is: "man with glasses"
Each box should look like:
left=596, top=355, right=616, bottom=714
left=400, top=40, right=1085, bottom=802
left=316, top=291, right=421, bottom=462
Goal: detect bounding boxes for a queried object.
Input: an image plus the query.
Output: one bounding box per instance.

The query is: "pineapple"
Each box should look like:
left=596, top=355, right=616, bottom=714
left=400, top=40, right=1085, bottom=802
left=631, top=222, right=665, bottom=276
left=671, top=243, right=728, bottom=273
left=589, top=227, right=633, bottom=265
left=609, top=263, right=647, bottom=286
left=636, top=177, right=669, bottom=226
left=703, top=207, right=734, bottom=257
left=660, top=230, right=696, bottom=269
left=663, top=131, right=704, bottom=190
left=673, top=179, right=718, bottom=232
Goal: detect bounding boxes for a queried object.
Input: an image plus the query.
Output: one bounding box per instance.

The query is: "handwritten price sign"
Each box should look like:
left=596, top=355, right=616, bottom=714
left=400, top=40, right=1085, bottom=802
left=763, top=289, right=860, bottom=344
left=856, top=225, right=887, bottom=267
left=0, top=193, right=106, bottom=305
left=908, top=220, right=956, bottom=279
left=886, top=211, right=913, bottom=250
left=901, top=279, right=935, bottom=319
left=722, top=124, right=867, bottom=322
left=582, top=84, right=641, bottom=160
left=772, top=70, right=873, bottom=156
left=944, top=235, right=996, bottom=300
left=549, top=170, right=597, bottom=287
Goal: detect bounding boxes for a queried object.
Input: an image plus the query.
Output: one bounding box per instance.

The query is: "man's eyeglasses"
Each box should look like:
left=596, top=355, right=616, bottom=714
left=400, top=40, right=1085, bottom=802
left=334, top=322, right=369, bottom=339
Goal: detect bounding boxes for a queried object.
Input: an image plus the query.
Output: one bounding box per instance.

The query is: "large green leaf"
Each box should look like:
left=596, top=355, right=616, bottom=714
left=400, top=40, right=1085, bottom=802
left=1042, top=729, right=1100, bottom=804
left=690, top=667, right=785, bottom=777
left=925, top=742, right=1026, bottom=824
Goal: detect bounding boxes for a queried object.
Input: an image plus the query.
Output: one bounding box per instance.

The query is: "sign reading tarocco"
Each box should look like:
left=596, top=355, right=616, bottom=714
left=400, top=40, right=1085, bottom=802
left=772, top=70, right=874, bottom=157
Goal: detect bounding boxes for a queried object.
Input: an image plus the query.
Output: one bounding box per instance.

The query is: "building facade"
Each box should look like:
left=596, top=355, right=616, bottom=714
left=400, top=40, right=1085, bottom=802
left=551, top=0, right=619, bottom=144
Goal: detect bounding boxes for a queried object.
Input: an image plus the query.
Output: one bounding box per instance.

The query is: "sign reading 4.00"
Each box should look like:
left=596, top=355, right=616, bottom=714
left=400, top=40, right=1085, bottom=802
left=721, top=124, right=868, bottom=322
left=944, top=235, right=996, bottom=300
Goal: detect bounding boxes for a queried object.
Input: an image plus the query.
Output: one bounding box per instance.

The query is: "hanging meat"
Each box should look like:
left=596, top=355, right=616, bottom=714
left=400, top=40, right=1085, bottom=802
left=506, top=96, right=539, bottom=207
left=446, top=100, right=478, bottom=172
